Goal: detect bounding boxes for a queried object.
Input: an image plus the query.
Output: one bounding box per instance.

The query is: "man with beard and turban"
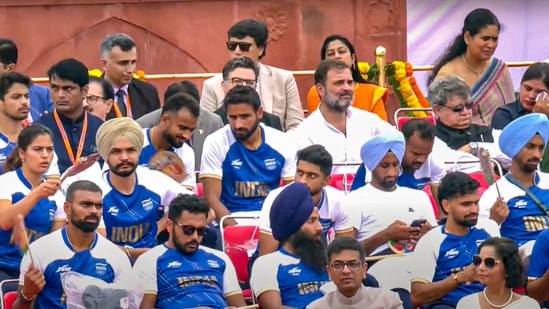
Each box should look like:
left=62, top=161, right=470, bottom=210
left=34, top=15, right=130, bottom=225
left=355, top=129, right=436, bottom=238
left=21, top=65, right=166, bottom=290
left=411, top=172, right=500, bottom=309
left=200, top=85, right=295, bottom=227
left=345, top=133, right=437, bottom=257
left=250, top=182, right=329, bottom=309
left=290, top=59, right=396, bottom=175
left=480, top=113, right=549, bottom=256
left=63, top=117, right=200, bottom=260
left=135, top=194, right=246, bottom=309
left=139, top=92, right=198, bottom=191
left=14, top=180, right=132, bottom=309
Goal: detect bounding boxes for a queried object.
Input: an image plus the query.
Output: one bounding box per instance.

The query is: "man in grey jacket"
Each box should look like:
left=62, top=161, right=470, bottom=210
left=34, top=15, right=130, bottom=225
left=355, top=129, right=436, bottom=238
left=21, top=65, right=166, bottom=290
left=136, top=81, right=223, bottom=171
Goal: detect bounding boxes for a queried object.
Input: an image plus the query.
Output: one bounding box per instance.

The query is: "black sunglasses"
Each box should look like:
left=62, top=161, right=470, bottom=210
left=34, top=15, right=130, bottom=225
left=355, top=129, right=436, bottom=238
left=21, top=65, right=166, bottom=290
left=441, top=102, right=474, bottom=113
left=226, top=41, right=252, bottom=52
left=174, top=221, right=208, bottom=236
left=472, top=255, right=501, bottom=268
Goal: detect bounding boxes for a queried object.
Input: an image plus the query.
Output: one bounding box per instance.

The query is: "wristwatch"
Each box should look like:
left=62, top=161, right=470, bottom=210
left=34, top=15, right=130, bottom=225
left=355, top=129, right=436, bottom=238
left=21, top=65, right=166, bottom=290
left=469, top=142, right=479, bottom=155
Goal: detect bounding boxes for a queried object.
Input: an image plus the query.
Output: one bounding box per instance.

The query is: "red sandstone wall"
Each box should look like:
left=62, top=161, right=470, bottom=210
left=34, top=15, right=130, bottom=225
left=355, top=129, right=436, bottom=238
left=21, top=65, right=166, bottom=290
left=0, top=0, right=406, bottom=119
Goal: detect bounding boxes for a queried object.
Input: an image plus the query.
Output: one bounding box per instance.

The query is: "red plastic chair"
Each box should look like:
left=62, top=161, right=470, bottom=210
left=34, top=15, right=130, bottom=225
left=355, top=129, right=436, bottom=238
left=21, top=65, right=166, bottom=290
left=422, top=184, right=439, bottom=218
left=220, top=216, right=260, bottom=303
left=3, top=291, right=17, bottom=309
left=467, top=172, right=500, bottom=197
left=394, top=107, right=435, bottom=131
left=329, top=174, right=355, bottom=192
left=196, top=183, right=203, bottom=197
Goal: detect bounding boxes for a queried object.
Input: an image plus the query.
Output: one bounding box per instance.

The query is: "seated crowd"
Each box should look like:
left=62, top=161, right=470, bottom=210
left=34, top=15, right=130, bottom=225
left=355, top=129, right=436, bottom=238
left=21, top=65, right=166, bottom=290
left=1, top=8, right=549, bottom=309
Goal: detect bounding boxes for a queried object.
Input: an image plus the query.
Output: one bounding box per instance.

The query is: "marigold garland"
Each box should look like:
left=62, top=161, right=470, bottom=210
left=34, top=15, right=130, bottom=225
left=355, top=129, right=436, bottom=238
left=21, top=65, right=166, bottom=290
left=358, top=61, right=430, bottom=117
left=88, top=69, right=146, bottom=80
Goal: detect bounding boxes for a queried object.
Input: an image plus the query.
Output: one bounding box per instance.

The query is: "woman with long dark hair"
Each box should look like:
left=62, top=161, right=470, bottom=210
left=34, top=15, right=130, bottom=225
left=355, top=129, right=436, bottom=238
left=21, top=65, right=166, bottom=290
left=0, top=124, right=65, bottom=281
left=428, top=8, right=515, bottom=125
left=456, top=237, right=539, bottom=308
left=307, top=34, right=389, bottom=121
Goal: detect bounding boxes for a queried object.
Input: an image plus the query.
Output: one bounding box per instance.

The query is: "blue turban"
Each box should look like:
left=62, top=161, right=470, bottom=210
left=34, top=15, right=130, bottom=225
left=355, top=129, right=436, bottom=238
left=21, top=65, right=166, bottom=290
left=270, top=182, right=314, bottom=241
left=360, top=133, right=406, bottom=171
left=499, top=113, right=549, bottom=158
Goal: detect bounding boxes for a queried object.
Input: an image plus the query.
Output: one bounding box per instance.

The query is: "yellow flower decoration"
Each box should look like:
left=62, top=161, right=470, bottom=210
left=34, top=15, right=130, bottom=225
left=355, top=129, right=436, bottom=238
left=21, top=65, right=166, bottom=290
left=88, top=69, right=102, bottom=78
left=87, top=69, right=146, bottom=81
left=357, top=61, right=370, bottom=81
left=133, top=70, right=146, bottom=80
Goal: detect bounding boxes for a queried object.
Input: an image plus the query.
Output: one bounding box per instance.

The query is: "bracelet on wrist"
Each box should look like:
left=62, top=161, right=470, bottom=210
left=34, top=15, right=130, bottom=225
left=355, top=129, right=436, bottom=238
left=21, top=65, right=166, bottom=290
left=20, top=288, right=36, bottom=302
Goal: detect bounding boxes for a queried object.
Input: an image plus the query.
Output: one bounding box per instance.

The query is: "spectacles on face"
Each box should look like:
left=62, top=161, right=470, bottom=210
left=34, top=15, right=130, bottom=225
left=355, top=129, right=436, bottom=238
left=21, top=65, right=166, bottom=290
left=440, top=102, right=473, bottom=113
left=85, top=95, right=107, bottom=104
left=329, top=261, right=363, bottom=271
left=174, top=221, right=208, bottom=236
left=226, top=77, right=257, bottom=88
left=472, top=255, right=501, bottom=268
left=226, top=41, right=252, bottom=52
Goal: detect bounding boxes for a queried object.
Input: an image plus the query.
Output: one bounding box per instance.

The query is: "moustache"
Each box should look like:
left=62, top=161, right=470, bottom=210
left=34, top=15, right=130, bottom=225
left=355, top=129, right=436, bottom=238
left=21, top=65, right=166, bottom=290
left=116, top=162, right=135, bottom=168
left=185, top=241, right=200, bottom=246
left=84, top=215, right=100, bottom=221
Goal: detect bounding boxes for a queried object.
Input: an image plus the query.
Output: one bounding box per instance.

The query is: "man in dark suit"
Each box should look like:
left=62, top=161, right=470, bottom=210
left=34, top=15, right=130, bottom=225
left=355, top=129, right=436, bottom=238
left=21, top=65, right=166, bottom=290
left=100, top=33, right=160, bottom=119
left=214, top=57, right=283, bottom=131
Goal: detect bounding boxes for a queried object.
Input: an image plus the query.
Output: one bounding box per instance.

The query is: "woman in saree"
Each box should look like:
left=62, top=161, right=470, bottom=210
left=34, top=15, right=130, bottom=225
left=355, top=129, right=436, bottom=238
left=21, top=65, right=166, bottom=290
left=428, top=8, right=515, bottom=125
left=307, top=34, right=388, bottom=121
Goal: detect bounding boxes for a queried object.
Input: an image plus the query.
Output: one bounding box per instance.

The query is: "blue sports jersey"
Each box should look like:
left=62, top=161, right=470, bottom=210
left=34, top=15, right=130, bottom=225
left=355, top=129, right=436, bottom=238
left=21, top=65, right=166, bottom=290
left=251, top=248, right=329, bottom=308
left=501, top=176, right=549, bottom=246
left=527, top=229, right=549, bottom=280
left=200, top=125, right=295, bottom=213
left=480, top=173, right=549, bottom=247
left=19, top=228, right=132, bottom=309
left=0, top=132, right=16, bottom=174
left=138, top=128, right=195, bottom=188
left=0, top=168, right=64, bottom=271
left=101, top=167, right=191, bottom=248
left=412, top=224, right=499, bottom=306
left=134, top=245, right=242, bottom=309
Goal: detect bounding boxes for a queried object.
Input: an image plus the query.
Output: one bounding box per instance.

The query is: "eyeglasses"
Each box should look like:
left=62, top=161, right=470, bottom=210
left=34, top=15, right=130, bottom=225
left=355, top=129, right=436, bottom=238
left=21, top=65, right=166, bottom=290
left=226, top=77, right=257, bottom=88
left=472, top=255, right=501, bottom=268
left=226, top=41, right=253, bottom=52
left=85, top=95, right=107, bottom=104
left=440, top=102, right=473, bottom=113
left=174, top=221, right=208, bottom=236
left=329, top=261, right=363, bottom=271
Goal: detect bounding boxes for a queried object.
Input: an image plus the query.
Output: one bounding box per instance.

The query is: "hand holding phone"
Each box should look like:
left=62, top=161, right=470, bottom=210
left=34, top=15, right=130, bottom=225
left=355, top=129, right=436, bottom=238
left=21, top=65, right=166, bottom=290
left=410, top=219, right=427, bottom=227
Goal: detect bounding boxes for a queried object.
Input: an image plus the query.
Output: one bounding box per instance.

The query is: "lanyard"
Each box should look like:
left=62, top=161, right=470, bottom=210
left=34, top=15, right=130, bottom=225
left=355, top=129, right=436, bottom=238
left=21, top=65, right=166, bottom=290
left=113, top=91, right=132, bottom=118
left=53, top=110, right=88, bottom=164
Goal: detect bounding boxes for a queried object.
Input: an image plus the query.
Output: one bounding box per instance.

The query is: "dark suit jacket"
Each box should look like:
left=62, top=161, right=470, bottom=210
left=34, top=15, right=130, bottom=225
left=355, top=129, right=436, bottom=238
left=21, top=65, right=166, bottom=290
left=215, top=107, right=283, bottom=131
left=29, top=84, right=53, bottom=121
left=106, top=78, right=161, bottom=120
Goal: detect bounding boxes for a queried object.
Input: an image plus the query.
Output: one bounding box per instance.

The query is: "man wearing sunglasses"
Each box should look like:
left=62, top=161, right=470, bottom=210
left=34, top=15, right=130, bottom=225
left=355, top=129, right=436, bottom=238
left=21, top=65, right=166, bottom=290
left=135, top=194, right=247, bottom=309
left=480, top=113, right=549, bottom=263
left=411, top=172, right=500, bottom=309
left=428, top=75, right=510, bottom=173
left=200, top=19, right=304, bottom=131
left=308, top=237, right=403, bottom=309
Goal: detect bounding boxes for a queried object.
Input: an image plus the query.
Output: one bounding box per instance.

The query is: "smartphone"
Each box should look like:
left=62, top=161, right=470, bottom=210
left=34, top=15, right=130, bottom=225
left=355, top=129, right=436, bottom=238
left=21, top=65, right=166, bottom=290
left=410, top=219, right=427, bottom=227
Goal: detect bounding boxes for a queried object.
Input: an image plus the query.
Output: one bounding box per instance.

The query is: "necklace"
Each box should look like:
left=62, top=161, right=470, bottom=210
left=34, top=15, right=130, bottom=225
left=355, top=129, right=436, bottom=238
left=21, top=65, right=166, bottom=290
left=462, top=54, right=487, bottom=77
left=483, top=287, right=513, bottom=308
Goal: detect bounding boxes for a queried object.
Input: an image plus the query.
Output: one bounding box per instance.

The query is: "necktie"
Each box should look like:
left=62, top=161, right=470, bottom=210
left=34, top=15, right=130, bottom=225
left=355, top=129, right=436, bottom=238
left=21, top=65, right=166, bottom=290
left=116, top=89, right=127, bottom=117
